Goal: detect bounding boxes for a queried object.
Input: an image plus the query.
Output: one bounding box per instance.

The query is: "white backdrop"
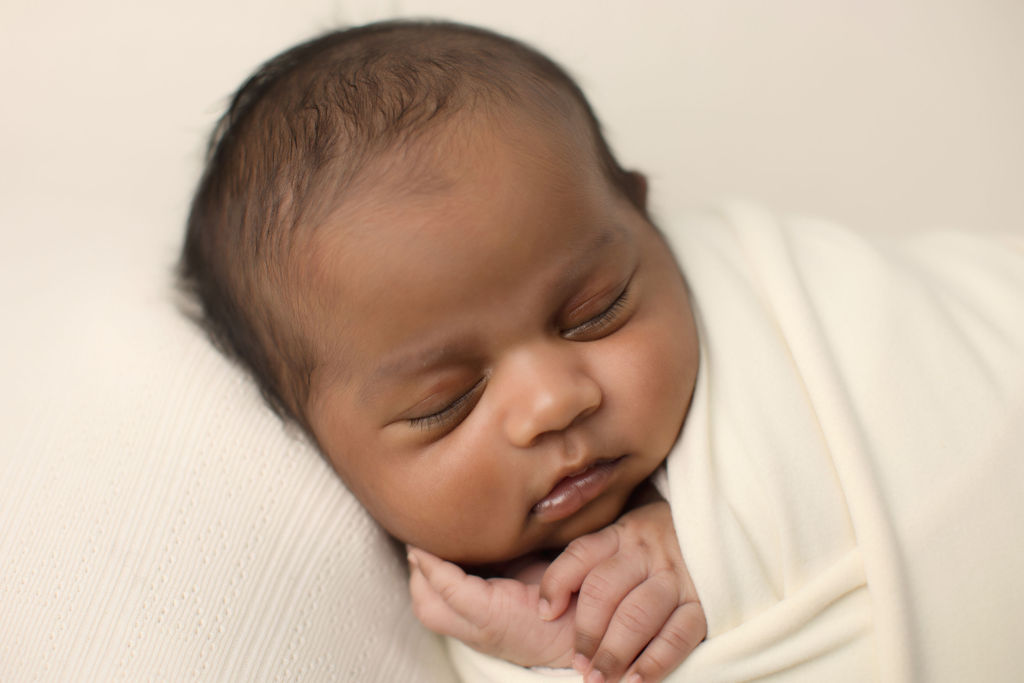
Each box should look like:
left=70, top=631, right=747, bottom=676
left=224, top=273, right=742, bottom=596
left=2, top=1, right=1022, bottom=680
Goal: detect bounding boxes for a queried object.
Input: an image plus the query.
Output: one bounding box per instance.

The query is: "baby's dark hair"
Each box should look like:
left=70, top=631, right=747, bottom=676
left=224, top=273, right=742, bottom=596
left=179, top=19, right=639, bottom=428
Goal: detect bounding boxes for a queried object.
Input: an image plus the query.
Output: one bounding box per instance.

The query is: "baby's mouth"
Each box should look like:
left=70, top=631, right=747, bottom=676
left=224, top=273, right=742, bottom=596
left=531, top=456, right=625, bottom=522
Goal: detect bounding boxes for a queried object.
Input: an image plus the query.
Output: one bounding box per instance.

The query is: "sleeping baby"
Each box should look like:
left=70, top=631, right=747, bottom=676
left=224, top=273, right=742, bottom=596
left=180, top=16, right=1024, bottom=683
left=181, top=19, right=707, bottom=683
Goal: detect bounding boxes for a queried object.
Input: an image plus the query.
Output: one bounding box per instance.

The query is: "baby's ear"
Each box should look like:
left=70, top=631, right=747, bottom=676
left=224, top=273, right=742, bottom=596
left=624, top=171, right=649, bottom=212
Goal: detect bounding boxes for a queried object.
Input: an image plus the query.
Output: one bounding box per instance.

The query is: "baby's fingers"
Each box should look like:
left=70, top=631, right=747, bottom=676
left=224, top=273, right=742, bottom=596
left=573, top=553, right=649, bottom=662
left=408, top=547, right=495, bottom=626
left=539, top=528, right=619, bottom=620
left=408, top=550, right=483, bottom=641
left=583, top=573, right=676, bottom=682
left=625, top=601, right=707, bottom=683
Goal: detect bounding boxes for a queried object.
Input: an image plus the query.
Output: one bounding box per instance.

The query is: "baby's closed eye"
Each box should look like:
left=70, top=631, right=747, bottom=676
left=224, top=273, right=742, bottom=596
left=560, top=279, right=634, bottom=341
left=406, top=377, right=486, bottom=432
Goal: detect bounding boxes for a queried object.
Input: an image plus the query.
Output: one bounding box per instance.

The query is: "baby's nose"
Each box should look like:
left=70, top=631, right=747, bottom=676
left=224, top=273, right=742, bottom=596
left=500, top=343, right=602, bottom=448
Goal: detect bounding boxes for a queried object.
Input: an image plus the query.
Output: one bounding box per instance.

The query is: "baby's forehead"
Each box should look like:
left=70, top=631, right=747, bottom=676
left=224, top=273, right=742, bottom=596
left=297, top=105, right=618, bottom=355
left=342, top=104, right=603, bottom=212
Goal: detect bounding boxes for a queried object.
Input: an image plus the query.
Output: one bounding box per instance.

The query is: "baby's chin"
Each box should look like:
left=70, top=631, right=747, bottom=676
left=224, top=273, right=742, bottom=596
left=424, top=493, right=630, bottom=569
left=416, top=535, right=548, bottom=570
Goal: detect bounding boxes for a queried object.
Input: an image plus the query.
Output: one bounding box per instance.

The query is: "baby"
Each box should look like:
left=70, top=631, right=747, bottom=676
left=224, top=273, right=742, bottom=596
left=181, top=20, right=705, bottom=682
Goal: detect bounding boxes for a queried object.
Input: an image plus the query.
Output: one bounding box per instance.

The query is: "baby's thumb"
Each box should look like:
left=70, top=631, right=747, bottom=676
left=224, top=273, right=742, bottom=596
left=537, top=570, right=573, bottom=621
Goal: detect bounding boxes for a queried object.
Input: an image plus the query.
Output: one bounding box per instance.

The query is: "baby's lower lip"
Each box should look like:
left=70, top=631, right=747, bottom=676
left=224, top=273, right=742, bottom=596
left=532, top=457, right=624, bottom=522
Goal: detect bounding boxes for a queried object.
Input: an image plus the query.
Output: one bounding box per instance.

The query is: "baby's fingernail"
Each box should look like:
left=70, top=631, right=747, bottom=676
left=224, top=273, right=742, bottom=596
left=585, top=670, right=605, bottom=683
left=572, top=653, right=589, bottom=674
left=406, top=550, right=419, bottom=570
left=627, top=675, right=643, bottom=683
left=538, top=598, right=552, bottom=620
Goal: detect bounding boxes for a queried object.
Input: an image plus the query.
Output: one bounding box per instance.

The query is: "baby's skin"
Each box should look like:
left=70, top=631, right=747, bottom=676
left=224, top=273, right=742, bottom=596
left=409, top=495, right=706, bottom=683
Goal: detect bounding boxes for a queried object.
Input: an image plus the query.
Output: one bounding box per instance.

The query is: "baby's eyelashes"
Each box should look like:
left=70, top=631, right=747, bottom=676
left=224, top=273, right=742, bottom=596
left=561, top=280, right=634, bottom=342
left=405, top=377, right=486, bottom=434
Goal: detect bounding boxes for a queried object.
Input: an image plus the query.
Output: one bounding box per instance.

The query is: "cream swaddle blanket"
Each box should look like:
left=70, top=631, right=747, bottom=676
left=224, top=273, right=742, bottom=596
left=449, top=205, right=1024, bottom=682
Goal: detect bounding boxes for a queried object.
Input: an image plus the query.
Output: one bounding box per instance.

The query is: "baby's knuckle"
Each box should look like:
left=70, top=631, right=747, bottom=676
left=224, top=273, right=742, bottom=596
left=662, top=620, right=701, bottom=655
left=577, top=574, right=613, bottom=608
left=437, top=582, right=460, bottom=604
left=630, top=534, right=654, bottom=555
left=562, top=537, right=592, bottom=563
left=618, top=602, right=654, bottom=635
left=650, top=571, right=679, bottom=599
left=541, top=572, right=569, bottom=597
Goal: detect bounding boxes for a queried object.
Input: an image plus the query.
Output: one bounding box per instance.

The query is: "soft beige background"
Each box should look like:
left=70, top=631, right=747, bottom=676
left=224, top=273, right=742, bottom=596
left=399, top=0, right=1024, bottom=236
left=1, top=1, right=1021, bottom=680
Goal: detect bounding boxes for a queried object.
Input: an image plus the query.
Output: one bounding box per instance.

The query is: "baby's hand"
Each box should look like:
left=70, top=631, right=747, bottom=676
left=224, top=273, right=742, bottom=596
left=407, top=547, right=575, bottom=668
left=539, top=502, right=706, bottom=683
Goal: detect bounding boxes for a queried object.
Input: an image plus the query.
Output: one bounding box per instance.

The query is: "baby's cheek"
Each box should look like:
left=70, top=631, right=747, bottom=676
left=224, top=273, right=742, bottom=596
left=618, top=326, right=692, bottom=460
left=420, top=473, right=529, bottom=564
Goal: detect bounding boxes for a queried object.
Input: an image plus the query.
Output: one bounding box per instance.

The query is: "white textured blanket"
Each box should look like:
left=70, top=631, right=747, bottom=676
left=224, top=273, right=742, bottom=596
left=450, top=205, right=1024, bottom=681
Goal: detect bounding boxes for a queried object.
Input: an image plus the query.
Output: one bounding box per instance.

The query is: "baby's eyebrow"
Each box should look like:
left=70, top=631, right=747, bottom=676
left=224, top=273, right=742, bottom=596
left=562, top=223, right=623, bottom=281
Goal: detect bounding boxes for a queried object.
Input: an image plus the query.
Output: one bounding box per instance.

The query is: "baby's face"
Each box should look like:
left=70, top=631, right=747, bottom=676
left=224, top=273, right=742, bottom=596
left=304, top=112, right=698, bottom=565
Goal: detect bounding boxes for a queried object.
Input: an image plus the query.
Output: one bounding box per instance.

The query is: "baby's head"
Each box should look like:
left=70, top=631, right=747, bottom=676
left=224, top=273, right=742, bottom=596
left=182, top=20, right=698, bottom=565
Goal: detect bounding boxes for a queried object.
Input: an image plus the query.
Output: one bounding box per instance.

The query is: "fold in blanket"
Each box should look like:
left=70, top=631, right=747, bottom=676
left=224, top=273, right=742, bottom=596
left=450, top=204, right=1024, bottom=682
